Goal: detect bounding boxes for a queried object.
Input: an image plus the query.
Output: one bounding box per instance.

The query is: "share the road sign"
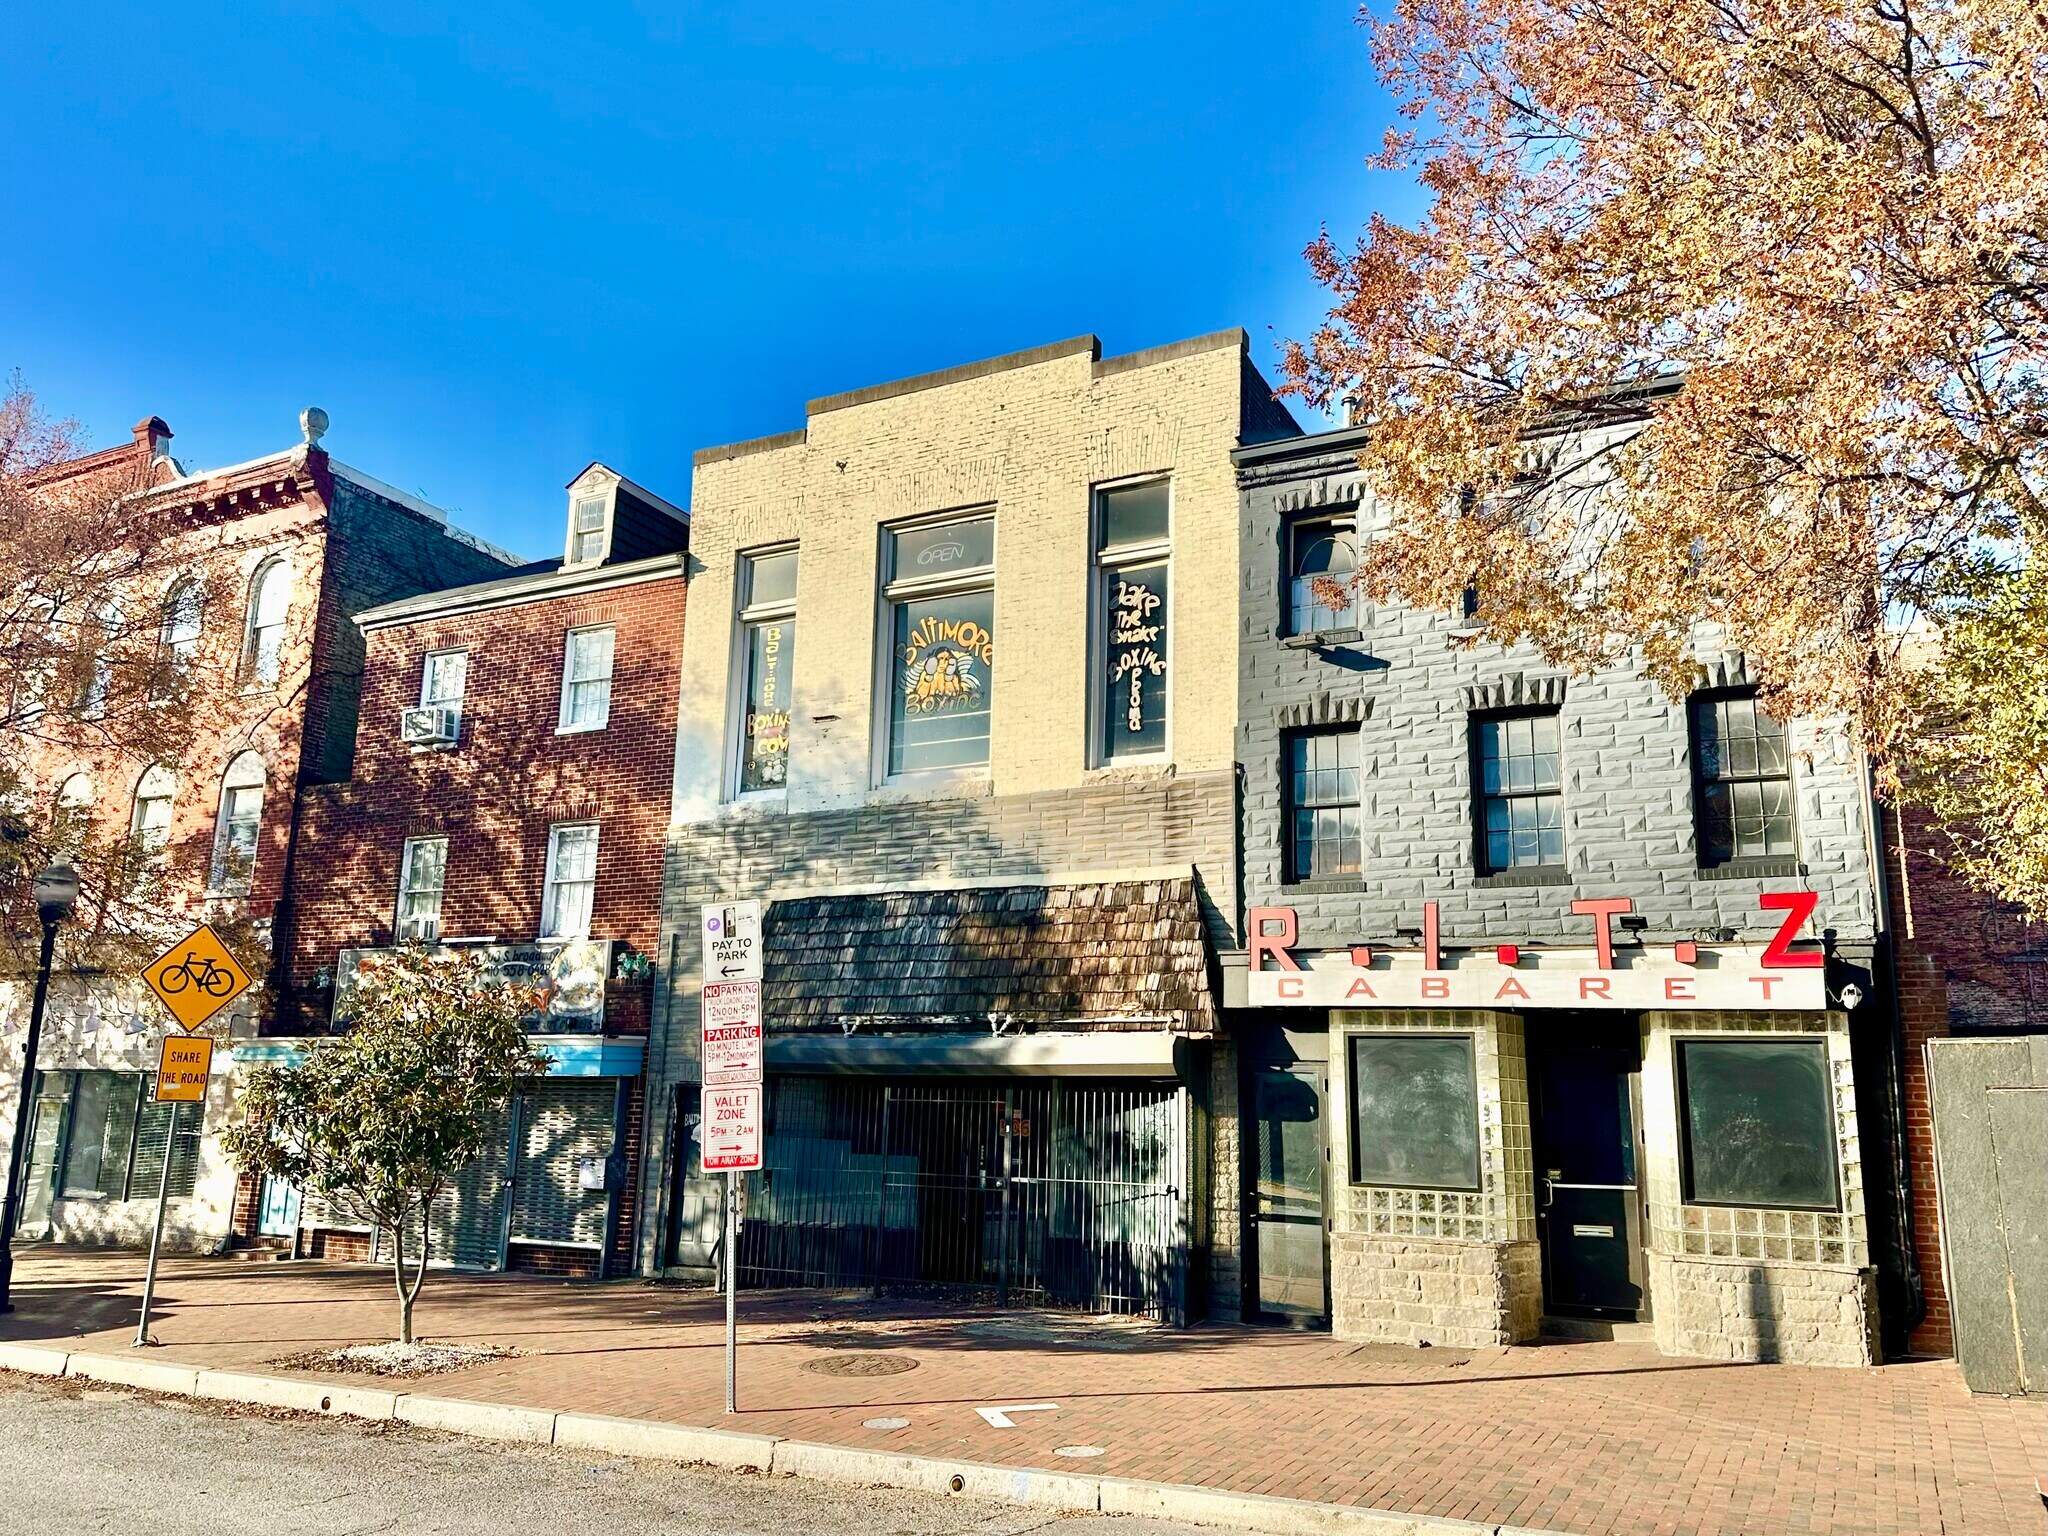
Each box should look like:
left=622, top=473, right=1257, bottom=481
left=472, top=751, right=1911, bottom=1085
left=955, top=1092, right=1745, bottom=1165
left=701, top=900, right=763, bottom=982
left=141, top=923, right=254, bottom=1033
left=153, top=1034, right=215, bottom=1103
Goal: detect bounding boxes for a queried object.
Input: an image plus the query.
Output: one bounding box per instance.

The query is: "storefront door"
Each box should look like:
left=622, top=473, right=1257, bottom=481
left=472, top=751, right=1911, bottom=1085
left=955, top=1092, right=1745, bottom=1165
left=1531, top=1028, right=1643, bottom=1319
left=1247, top=1028, right=1328, bottom=1325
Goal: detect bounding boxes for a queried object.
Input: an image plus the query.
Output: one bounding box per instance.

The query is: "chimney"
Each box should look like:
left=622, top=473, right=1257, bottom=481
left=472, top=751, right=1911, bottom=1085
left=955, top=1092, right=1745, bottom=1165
left=131, top=416, right=173, bottom=460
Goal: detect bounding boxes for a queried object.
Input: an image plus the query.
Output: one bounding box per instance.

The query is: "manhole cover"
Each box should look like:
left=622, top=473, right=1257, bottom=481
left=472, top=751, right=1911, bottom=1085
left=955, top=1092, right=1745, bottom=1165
left=801, top=1353, right=919, bottom=1378
left=1055, top=1445, right=1105, bottom=1458
left=862, top=1416, right=911, bottom=1430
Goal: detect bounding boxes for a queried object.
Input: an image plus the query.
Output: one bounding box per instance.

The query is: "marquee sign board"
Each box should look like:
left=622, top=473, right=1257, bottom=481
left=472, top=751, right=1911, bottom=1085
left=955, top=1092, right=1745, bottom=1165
left=1247, top=892, right=1829, bottom=1011
left=701, top=979, right=764, bottom=1087
left=1247, top=945, right=1827, bottom=1010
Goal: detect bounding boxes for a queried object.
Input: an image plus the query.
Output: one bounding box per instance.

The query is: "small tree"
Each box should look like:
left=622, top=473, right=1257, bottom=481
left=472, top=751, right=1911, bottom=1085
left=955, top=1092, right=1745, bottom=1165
left=224, top=946, right=548, bottom=1344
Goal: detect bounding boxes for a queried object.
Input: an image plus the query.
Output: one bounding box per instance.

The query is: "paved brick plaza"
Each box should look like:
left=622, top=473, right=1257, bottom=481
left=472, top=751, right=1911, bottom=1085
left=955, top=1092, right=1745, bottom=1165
left=3, top=1249, right=2038, bottom=1536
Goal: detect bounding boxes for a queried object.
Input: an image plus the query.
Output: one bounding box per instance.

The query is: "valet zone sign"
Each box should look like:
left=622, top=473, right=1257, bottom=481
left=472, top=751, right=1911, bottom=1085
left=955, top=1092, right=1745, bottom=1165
left=1247, top=892, right=1829, bottom=1011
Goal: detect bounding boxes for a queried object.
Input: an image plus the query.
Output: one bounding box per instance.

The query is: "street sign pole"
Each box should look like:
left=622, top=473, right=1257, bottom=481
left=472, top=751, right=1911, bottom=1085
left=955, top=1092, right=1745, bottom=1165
left=701, top=900, right=764, bottom=1419
left=725, top=1170, right=738, bottom=1414
left=133, top=1125, right=177, bottom=1348
left=128, top=1023, right=218, bottom=1350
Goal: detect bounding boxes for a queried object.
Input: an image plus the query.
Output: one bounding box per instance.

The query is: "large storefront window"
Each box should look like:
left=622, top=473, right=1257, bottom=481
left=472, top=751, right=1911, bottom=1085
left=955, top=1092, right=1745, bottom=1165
left=47, top=1071, right=201, bottom=1202
left=1094, top=480, right=1170, bottom=761
left=884, top=514, right=996, bottom=776
left=1349, top=1034, right=1481, bottom=1190
left=737, top=548, right=798, bottom=792
left=1677, top=1038, right=1838, bottom=1208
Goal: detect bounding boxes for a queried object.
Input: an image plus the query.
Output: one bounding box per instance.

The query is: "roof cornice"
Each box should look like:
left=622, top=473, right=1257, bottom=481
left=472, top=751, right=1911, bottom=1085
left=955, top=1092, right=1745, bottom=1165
left=355, top=550, right=686, bottom=632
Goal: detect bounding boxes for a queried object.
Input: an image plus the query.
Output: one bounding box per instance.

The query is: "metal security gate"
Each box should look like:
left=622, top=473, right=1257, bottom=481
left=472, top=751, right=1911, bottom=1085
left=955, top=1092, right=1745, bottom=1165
left=737, top=1077, right=1187, bottom=1320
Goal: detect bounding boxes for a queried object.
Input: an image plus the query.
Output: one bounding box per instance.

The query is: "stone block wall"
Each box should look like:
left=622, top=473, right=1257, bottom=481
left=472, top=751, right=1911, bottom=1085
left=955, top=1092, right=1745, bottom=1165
left=1649, top=1254, right=1879, bottom=1366
left=1232, top=436, right=1882, bottom=956
left=1329, top=1233, right=1542, bottom=1349
left=1324, top=1008, right=1542, bottom=1346
left=1639, top=1008, right=1878, bottom=1365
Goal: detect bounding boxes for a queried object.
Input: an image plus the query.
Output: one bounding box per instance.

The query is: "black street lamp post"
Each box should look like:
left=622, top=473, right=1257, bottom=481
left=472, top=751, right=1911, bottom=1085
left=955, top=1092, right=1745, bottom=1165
left=0, top=864, right=79, bottom=1314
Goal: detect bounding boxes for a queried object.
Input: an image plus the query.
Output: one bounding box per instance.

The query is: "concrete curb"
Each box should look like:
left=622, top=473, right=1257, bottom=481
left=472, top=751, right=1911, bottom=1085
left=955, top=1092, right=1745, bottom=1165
left=0, top=1352, right=1565, bottom=1536
left=553, top=1410, right=777, bottom=1471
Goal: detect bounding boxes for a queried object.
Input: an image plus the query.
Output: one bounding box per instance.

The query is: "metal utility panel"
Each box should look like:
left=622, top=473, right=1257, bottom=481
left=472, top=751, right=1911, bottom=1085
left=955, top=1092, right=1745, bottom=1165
left=1926, top=1035, right=2047, bottom=1394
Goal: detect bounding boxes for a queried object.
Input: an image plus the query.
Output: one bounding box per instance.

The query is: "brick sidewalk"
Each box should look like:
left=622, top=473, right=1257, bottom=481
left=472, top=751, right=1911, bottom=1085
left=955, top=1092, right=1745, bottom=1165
left=3, top=1249, right=2039, bottom=1536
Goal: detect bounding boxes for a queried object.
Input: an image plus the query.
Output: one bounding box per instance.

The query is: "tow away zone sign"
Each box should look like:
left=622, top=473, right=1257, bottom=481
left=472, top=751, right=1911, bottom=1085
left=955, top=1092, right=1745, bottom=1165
left=701, top=1084, right=762, bottom=1172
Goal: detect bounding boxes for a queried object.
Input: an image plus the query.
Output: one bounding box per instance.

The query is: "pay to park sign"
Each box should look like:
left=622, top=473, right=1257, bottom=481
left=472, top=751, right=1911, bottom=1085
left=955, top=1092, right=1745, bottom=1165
left=700, top=901, right=764, bottom=1173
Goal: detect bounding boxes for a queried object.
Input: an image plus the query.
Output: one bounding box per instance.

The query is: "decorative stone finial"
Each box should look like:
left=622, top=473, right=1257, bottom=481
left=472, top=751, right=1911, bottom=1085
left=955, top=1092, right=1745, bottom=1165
left=300, top=406, right=329, bottom=448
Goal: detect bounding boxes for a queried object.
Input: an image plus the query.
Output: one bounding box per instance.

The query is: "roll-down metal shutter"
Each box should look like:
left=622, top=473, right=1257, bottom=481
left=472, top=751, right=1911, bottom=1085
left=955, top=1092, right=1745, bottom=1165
left=509, top=1081, right=613, bottom=1248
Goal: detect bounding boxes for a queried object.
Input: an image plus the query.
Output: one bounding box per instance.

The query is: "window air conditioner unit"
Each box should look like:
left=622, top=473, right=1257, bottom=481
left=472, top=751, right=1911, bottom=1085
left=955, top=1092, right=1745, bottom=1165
left=399, top=917, right=441, bottom=943
left=400, top=705, right=460, bottom=746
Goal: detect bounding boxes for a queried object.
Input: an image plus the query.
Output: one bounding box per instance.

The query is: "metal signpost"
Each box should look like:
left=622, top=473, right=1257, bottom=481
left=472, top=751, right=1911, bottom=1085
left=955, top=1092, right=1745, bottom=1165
left=134, top=924, right=250, bottom=1347
left=700, top=901, right=763, bottom=1414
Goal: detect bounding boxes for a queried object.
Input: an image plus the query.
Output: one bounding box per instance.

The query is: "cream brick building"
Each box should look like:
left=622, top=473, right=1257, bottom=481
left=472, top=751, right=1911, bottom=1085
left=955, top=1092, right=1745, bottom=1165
left=645, top=332, right=1297, bottom=1318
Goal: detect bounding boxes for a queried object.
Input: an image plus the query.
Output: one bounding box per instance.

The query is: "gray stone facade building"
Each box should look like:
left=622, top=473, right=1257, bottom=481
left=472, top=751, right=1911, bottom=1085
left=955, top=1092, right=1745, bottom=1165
left=1224, top=426, right=1911, bottom=1365
left=642, top=331, right=1296, bottom=1320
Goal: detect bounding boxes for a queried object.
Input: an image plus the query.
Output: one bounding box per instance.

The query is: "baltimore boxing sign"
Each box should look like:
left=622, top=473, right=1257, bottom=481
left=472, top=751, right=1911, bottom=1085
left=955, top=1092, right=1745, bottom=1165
left=1246, top=893, right=1828, bottom=1011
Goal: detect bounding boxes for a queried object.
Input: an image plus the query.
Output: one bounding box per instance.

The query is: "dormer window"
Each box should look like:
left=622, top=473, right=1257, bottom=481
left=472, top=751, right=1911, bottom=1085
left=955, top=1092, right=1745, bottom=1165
left=567, top=491, right=612, bottom=566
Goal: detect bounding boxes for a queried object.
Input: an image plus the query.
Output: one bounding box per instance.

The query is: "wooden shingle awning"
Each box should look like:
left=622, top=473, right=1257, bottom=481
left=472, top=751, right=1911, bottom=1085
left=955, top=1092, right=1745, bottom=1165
left=762, top=877, right=1218, bottom=1035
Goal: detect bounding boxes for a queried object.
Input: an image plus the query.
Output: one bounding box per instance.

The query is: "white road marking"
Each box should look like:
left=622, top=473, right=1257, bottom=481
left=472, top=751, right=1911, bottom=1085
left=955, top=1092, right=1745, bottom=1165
left=973, top=1403, right=1058, bottom=1428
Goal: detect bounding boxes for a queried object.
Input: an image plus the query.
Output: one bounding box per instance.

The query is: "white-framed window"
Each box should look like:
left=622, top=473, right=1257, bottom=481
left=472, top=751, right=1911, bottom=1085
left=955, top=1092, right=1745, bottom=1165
left=242, top=559, right=291, bottom=686
left=567, top=492, right=611, bottom=565
left=131, top=764, right=177, bottom=853
left=210, top=751, right=267, bottom=892
left=54, top=773, right=95, bottom=856
left=557, top=626, right=615, bottom=733
left=78, top=597, right=122, bottom=715
left=395, top=835, right=449, bottom=941
left=420, top=648, right=468, bottom=717
left=880, top=512, right=996, bottom=778
left=157, top=579, right=203, bottom=696
left=540, top=822, right=599, bottom=939
left=1287, top=514, right=1361, bottom=635
left=1091, top=479, right=1171, bottom=763
left=734, top=547, right=798, bottom=794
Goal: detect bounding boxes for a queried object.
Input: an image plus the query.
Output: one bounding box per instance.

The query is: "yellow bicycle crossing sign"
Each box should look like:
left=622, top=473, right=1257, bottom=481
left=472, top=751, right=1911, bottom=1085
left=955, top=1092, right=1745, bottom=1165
left=141, top=922, right=254, bottom=1032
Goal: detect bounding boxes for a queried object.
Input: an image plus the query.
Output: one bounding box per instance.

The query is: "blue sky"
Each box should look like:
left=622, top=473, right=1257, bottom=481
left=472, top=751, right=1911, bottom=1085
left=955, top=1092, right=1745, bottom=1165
left=4, top=3, right=1409, bottom=558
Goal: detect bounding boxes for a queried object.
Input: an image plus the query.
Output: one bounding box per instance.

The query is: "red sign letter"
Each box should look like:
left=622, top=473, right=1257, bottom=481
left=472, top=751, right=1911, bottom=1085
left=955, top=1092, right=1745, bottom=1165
left=1249, top=907, right=1303, bottom=973
left=1758, top=892, right=1822, bottom=968
left=1420, top=976, right=1451, bottom=1000
left=1579, top=977, right=1612, bottom=1001
left=1663, top=976, right=1696, bottom=1002
left=1570, top=896, right=1635, bottom=969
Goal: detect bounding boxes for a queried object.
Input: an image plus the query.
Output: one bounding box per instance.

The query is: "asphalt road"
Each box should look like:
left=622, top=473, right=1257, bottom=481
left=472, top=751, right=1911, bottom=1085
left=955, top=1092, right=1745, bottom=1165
left=0, top=1373, right=1213, bottom=1536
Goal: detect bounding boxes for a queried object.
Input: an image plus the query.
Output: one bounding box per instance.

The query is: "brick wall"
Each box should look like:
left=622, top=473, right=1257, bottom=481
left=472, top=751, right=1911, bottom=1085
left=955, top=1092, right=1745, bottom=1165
left=1879, top=803, right=2047, bottom=1357
left=284, top=567, right=686, bottom=1019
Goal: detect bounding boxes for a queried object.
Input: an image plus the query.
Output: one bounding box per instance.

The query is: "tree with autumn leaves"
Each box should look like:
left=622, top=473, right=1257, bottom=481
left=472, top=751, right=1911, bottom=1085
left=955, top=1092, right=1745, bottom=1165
left=1286, top=0, right=2047, bottom=911
left=0, top=375, right=246, bottom=971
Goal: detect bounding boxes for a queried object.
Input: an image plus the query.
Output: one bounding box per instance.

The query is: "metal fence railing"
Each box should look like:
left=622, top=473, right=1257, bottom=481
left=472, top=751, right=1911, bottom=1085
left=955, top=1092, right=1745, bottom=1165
left=735, top=1076, right=1187, bottom=1321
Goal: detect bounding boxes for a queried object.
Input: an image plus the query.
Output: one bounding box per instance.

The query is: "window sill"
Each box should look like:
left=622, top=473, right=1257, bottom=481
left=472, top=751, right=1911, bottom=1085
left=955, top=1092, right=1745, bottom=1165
left=555, top=721, right=610, bottom=736
left=1696, top=856, right=1804, bottom=881
left=1472, top=866, right=1571, bottom=889
left=202, top=887, right=253, bottom=901
left=1281, top=877, right=1368, bottom=895
left=869, top=771, right=994, bottom=804
left=1281, top=627, right=1365, bottom=650
left=1084, top=758, right=1174, bottom=783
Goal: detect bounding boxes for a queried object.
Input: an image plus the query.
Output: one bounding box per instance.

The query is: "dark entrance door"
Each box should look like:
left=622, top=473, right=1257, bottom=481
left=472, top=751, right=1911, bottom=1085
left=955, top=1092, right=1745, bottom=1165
left=1530, top=1027, right=1642, bottom=1319
left=1248, top=1029, right=1328, bottom=1325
